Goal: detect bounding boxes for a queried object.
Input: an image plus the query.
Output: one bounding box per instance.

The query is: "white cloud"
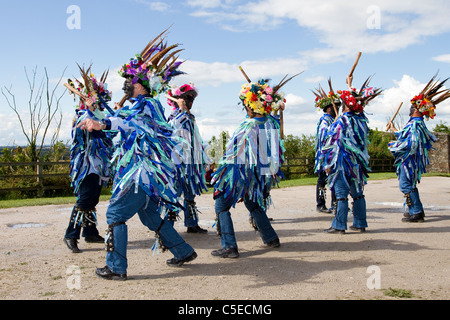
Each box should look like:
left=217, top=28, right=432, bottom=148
left=134, top=0, right=170, bottom=12
left=304, top=76, right=325, bottom=84
left=188, top=0, right=450, bottom=62
left=176, top=58, right=307, bottom=87
left=432, top=54, right=450, bottom=63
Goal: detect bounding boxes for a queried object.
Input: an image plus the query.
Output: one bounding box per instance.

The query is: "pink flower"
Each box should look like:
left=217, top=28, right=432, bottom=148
left=265, top=86, right=273, bottom=94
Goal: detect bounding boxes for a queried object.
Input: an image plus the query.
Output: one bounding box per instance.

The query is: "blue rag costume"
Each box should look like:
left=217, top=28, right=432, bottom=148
left=167, top=108, right=211, bottom=227
left=388, top=117, right=437, bottom=216
left=211, top=114, right=284, bottom=250
left=320, top=111, right=371, bottom=230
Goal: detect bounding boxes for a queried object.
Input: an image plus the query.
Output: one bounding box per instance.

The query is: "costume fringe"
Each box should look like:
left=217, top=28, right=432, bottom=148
left=314, top=113, right=334, bottom=173
left=69, top=108, right=115, bottom=194
left=168, top=110, right=211, bottom=196
left=211, top=115, right=285, bottom=209
left=319, top=112, right=371, bottom=192
left=109, top=95, right=181, bottom=209
left=389, top=117, right=437, bottom=187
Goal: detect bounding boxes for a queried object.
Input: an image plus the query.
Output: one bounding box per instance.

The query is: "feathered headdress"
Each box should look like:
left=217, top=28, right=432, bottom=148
left=411, top=74, right=450, bottom=120
left=119, top=28, right=185, bottom=96
left=312, top=80, right=341, bottom=111
left=340, top=76, right=382, bottom=114
left=67, top=64, right=111, bottom=111
left=239, top=73, right=300, bottom=116
left=167, top=83, right=198, bottom=110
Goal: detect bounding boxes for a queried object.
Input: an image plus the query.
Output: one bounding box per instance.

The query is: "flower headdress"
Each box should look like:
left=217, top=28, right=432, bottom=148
left=340, top=76, right=382, bottom=114
left=167, top=83, right=198, bottom=110
left=239, top=73, right=300, bottom=116
left=118, top=28, right=184, bottom=97
left=312, top=80, right=341, bottom=111
left=410, top=74, right=450, bottom=120
left=239, top=80, right=285, bottom=115
left=67, top=65, right=111, bottom=111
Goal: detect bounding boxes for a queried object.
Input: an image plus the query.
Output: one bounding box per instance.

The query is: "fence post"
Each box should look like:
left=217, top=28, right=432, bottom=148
left=36, top=159, right=44, bottom=197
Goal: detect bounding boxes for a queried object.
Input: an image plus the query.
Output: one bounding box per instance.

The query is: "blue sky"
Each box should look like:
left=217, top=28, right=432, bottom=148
left=1, top=0, right=450, bottom=146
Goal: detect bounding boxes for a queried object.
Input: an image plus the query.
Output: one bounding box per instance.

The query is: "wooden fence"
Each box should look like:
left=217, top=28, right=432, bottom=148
left=0, top=157, right=394, bottom=196
left=0, top=160, right=70, bottom=196
left=281, top=157, right=395, bottom=179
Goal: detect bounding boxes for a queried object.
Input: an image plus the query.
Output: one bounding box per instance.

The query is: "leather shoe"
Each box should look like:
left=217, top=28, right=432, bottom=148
left=85, top=235, right=105, bottom=243
left=187, top=226, right=208, bottom=234
left=349, top=226, right=366, bottom=232
left=267, top=238, right=280, bottom=248
left=402, top=212, right=425, bottom=223
left=95, top=265, right=127, bottom=281
left=166, top=251, right=198, bottom=267
left=317, top=206, right=332, bottom=214
left=211, top=247, right=239, bottom=258
left=63, top=238, right=81, bottom=253
left=324, top=227, right=345, bottom=234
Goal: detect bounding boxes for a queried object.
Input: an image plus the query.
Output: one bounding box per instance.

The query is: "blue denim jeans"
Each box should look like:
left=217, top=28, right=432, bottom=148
left=331, top=172, right=367, bottom=230
left=215, top=193, right=279, bottom=249
left=398, top=166, right=424, bottom=215
left=105, top=185, right=195, bottom=274
left=65, top=173, right=102, bottom=239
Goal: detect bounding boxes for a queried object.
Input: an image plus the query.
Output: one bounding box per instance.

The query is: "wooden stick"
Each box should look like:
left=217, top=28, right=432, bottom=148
left=64, top=83, right=86, bottom=100
left=327, top=78, right=339, bottom=121
left=386, top=102, right=403, bottom=131
left=64, top=83, right=95, bottom=112
left=116, top=95, right=128, bottom=109
left=280, top=109, right=284, bottom=139
left=349, top=52, right=362, bottom=77
left=347, top=52, right=362, bottom=87
left=165, top=94, right=178, bottom=103
left=239, top=66, right=252, bottom=83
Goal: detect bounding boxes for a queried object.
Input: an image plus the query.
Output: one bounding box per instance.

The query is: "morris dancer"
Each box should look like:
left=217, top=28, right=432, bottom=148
left=387, top=75, right=450, bottom=222
left=166, top=83, right=210, bottom=233
left=321, top=76, right=382, bottom=233
left=63, top=67, right=115, bottom=253
left=210, top=77, right=294, bottom=258
left=313, top=85, right=338, bottom=214
left=78, top=33, right=196, bottom=280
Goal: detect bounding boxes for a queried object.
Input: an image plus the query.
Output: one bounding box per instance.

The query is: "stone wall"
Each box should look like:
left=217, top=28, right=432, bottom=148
left=428, top=132, right=450, bottom=173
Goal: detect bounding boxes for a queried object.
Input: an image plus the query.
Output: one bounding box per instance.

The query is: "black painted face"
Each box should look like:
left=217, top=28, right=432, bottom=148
left=123, top=79, right=134, bottom=100
left=409, top=105, right=417, bottom=116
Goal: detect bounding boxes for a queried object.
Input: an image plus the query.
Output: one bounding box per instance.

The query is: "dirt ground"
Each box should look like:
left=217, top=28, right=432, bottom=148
left=0, top=176, right=449, bottom=300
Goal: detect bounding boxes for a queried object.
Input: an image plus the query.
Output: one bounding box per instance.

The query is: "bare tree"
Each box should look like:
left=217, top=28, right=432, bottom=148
left=1, top=66, right=66, bottom=161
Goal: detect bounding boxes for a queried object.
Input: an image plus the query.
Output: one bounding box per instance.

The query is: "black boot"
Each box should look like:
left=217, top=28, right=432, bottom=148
left=95, top=265, right=127, bottom=281
left=63, top=238, right=82, bottom=253
left=85, top=235, right=105, bottom=243
left=166, top=251, right=198, bottom=267
left=211, top=247, right=239, bottom=258
left=187, top=226, right=208, bottom=234
left=402, top=212, right=425, bottom=223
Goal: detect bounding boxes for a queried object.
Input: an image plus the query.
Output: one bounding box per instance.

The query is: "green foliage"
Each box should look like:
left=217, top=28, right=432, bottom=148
left=433, top=121, right=450, bottom=134
left=0, top=143, right=71, bottom=200
left=368, top=129, right=395, bottom=159
left=207, top=130, right=230, bottom=163
left=383, top=287, right=414, bottom=298
left=283, top=134, right=315, bottom=159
